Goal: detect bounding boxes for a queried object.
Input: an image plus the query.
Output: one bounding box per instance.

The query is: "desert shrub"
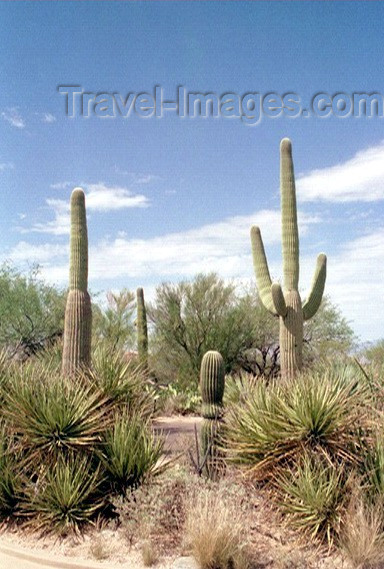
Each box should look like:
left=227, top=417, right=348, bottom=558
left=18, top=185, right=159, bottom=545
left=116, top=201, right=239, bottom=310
left=100, top=412, right=164, bottom=495
left=340, top=493, right=384, bottom=568
left=157, top=382, right=201, bottom=415
left=274, top=454, right=347, bottom=544
left=0, top=425, right=23, bottom=516
left=86, top=346, right=154, bottom=418
left=3, top=365, right=110, bottom=465
left=184, top=485, right=251, bottom=569
left=21, top=453, right=105, bottom=535
left=224, top=371, right=259, bottom=407
left=224, top=367, right=371, bottom=481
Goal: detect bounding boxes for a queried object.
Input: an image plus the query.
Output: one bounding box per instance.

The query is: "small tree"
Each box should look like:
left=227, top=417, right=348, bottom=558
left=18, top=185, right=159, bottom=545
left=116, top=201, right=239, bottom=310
left=0, top=263, right=66, bottom=358
left=93, top=289, right=135, bottom=352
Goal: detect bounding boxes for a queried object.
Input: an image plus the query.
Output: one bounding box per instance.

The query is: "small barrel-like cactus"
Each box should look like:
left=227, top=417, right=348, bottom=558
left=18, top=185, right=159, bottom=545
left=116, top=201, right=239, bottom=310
left=200, top=350, right=225, bottom=479
left=136, top=287, right=148, bottom=371
left=62, top=188, right=92, bottom=375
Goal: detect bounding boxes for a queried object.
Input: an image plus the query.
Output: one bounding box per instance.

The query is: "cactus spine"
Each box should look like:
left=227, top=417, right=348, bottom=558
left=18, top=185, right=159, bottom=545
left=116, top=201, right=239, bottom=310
left=62, top=188, right=92, bottom=375
left=200, top=350, right=225, bottom=479
left=251, top=139, right=327, bottom=379
left=136, top=287, right=148, bottom=371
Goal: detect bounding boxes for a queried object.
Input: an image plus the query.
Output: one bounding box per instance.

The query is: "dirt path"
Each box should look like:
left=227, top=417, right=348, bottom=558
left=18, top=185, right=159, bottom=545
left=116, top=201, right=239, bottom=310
left=152, top=415, right=203, bottom=455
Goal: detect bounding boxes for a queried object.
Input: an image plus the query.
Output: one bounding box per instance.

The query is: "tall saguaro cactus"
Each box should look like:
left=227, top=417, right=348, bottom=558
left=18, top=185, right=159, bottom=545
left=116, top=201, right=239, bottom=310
left=136, top=287, right=148, bottom=371
left=251, top=139, right=327, bottom=379
left=200, top=350, right=225, bottom=479
left=62, top=188, right=92, bottom=375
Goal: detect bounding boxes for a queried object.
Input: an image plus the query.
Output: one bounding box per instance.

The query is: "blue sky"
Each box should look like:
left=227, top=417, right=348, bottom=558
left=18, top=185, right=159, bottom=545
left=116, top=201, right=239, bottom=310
left=1, top=1, right=384, bottom=342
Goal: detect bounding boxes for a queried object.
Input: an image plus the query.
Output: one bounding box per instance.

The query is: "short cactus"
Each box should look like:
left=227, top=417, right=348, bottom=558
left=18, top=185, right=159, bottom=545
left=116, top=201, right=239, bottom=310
left=250, top=138, right=327, bottom=379
left=62, top=188, right=92, bottom=375
left=136, top=287, right=148, bottom=371
left=200, top=350, right=225, bottom=479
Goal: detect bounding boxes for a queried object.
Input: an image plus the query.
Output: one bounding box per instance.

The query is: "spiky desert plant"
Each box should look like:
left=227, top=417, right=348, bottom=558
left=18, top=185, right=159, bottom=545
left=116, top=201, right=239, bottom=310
left=136, top=287, right=149, bottom=371
left=224, top=368, right=371, bottom=481
left=200, top=350, right=225, bottom=480
left=21, top=453, right=104, bottom=535
left=62, top=188, right=92, bottom=375
left=251, top=138, right=327, bottom=379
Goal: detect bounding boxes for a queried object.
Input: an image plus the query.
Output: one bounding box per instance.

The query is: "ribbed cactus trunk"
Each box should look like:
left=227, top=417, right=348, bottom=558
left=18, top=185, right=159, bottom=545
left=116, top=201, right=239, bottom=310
left=136, top=287, right=148, bottom=371
left=200, top=350, right=225, bottom=480
left=62, top=188, right=92, bottom=375
left=251, top=139, right=327, bottom=380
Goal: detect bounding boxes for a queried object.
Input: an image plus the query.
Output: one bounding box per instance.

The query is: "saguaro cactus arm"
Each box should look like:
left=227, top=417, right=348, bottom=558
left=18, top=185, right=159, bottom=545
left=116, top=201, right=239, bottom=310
left=280, top=138, right=299, bottom=291
left=302, top=253, right=327, bottom=321
left=250, top=226, right=277, bottom=315
left=271, top=282, right=287, bottom=317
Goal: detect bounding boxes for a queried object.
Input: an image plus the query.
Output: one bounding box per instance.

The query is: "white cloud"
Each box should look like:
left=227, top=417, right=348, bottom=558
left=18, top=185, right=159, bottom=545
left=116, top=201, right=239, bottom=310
left=41, top=113, right=56, bottom=123
left=10, top=208, right=316, bottom=285
left=50, top=181, right=72, bottom=190
left=297, top=141, right=384, bottom=202
left=0, top=162, right=14, bottom=171
left=27, top=184, right=150, bottom=235
left=85, top=183, right=149, bottom=211
left=1, top=108, right=25, bottom=129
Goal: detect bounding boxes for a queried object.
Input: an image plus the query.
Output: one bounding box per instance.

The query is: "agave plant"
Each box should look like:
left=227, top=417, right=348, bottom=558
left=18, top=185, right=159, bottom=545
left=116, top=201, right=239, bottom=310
left=274, top=453, right=347, bottom=544
left=224, top=367, right=372, bottom=480
left=86, top=346, right=154, bottom=418
left=21, top=453, right=104, bottom=535
left=99, top=412, right=165, bottom=495
left=0, top=424, right=23, bottom=515
left=3, top=367, right=110, bottom=464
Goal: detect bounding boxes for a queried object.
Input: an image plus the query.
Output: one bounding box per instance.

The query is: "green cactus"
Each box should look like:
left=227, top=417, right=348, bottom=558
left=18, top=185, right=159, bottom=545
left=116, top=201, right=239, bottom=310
left=136, top=287, right=148, bottom=371
left=200, top=350, right=225, bottom=479
left=62, top=188, right=92, bottom=375
left=250, top=139, right=327, bottom=379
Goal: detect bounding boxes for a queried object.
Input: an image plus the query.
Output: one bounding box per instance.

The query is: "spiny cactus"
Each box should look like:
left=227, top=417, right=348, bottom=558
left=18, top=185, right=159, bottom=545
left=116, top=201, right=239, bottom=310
left=200, top=350, right=225, bottom=479
left=251, top=138, right=327, bottom=379
left=62, top=188, right=92, bottom=375
left=136, top=287, right=148, bottom=371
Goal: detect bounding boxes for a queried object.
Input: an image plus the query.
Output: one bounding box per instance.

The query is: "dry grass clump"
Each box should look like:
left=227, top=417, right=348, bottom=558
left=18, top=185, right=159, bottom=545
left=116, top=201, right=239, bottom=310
left=340, top=494, right=384, bottom=569
left=183, top=485, right=252, bottom=569
left=140, top=539, right=159, bottom=567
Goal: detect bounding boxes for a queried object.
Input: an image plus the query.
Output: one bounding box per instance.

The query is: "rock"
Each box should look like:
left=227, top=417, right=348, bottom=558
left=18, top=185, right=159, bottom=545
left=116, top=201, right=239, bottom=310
left=171, top=556, right=199, bottom=569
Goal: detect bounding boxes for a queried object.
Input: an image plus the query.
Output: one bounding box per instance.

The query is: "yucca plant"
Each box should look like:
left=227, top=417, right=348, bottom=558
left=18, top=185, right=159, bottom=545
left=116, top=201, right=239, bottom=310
left=362, top=438, right=384, bottom=500
left=21, top=453, right=104, bottom=535
left=0, top=425, right=23, bottom=516
left=86, top=346, right=154, bottom=418
left=99, top=412, right=164, bottom=495
left=274, top=454, right=347, bottom=544
left=224, top=368, right=371, bottom=480
left=3, top=368, right=110, bottom=464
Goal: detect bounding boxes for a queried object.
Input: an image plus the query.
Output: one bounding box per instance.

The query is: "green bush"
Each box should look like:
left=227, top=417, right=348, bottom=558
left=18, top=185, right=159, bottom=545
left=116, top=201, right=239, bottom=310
left=275, top=454, right=347, bottom=544
left=100, top=412, right=164, bottom=495
left=224, top=367, right=372, bottom=481
left=0, top=425, right=23, bottom=516
left=86, top=346, right=154, bottom=417
left=3, top=365, right=110, bottom=465
left=21, top=453, right=104, bottom=535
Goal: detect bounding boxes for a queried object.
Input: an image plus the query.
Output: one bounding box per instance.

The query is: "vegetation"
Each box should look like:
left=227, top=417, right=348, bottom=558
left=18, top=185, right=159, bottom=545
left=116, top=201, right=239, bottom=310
left=250, top=138, right=327, bottom=379
left=62, top=188, right=92, bottom=375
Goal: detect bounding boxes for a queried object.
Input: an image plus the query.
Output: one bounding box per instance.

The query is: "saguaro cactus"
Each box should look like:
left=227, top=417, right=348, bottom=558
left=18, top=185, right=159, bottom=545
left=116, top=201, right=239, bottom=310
left=62, top=188, right=92, bottom=375
left=136, top=287, right=148, bottom=371
left=251, top=139, right=327, bottom=379
left=200, top=350, right=225, bottom=479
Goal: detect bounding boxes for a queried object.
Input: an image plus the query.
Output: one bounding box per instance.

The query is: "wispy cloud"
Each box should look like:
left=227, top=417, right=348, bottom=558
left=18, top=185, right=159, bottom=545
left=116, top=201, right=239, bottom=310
left=41, top=112, right=56, bottom=123
left=0, top=162, right=14, bottom=171
left=85, top=183, right=149, bottom=211
left=114, top=167, right=161, bottom=184
left=50, top=181, right=73, bottom=190
left=26, top=183, right=150, bottom=235
left=9, top=208, right=318, bottom=284
left=1, top=108, right=25, bottom=129
left=297, top=141, right=384, bottom=202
